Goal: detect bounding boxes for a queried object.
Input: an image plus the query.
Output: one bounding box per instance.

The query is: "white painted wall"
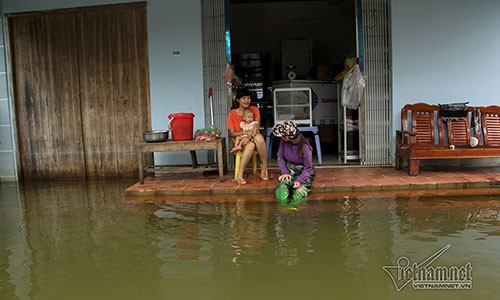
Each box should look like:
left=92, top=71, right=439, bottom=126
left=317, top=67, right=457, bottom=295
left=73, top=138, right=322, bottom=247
left=391, top=0, right=500, bottom=139
left=0, top=13, right=17, bottom=181
left=0, top=0, right=205, bottom=172
left=2, top=0, right=500, bottom=179
left=145, top=0, right=204, bottom=164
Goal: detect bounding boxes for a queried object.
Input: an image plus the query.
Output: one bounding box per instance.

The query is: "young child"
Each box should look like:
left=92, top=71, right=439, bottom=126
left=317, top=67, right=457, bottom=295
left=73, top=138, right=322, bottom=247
left=230, top=108, right=259, bottom=153
left=272, top=121, right=315, bottom=207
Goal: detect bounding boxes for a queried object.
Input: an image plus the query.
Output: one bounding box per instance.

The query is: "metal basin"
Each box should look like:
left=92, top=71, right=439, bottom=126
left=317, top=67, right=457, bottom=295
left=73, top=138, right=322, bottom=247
left=143, top=130, right=169, bottom=142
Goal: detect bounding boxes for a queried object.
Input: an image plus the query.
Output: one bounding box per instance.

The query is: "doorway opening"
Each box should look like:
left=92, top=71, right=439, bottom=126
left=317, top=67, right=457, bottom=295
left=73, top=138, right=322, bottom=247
left=229, top=0, right=358, bottom=166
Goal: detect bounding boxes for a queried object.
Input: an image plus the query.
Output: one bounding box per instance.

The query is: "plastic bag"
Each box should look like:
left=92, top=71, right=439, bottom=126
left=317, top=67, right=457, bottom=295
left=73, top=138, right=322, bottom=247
left=223, top=64, right=234, bottom=84
left=194, top=125, right=222, bottom=141
left=341, top=64, right=365, bottom=109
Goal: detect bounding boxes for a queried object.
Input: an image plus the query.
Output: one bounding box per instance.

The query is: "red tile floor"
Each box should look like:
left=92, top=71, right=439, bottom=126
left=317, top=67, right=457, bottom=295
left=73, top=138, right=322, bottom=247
left=123, top=165, right=500, bottom=203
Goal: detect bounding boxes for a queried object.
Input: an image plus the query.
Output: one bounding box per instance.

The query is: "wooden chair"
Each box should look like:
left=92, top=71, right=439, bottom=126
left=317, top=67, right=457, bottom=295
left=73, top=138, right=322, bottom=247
left=395, top=103, right=500, bottom=176
left=445, top=106, right=474, bottom=146
left=399, top=102, right=442, bottom=144
left=479, top=105, right=500, bottom=146
left=395, top=103, right=442, bottom=174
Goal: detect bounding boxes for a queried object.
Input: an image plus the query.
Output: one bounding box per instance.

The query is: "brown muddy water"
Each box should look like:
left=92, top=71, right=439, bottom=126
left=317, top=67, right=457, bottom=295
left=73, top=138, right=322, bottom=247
left=1, top=179, right=499, bottom=300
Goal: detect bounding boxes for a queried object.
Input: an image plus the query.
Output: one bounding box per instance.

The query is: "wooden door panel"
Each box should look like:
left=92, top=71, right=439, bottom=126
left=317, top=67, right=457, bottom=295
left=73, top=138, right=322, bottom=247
left=9, top=13, right=86, bottom=179
left=8, top=3, right=150, bottom=179
left=77, top=4, right=150, bottom=178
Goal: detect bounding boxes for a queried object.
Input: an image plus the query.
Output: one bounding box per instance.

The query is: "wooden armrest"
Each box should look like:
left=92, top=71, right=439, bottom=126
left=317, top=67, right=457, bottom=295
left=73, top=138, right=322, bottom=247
left=396, top=130, right=418, bottom=147
left=396, top=130, right=416, bottom=136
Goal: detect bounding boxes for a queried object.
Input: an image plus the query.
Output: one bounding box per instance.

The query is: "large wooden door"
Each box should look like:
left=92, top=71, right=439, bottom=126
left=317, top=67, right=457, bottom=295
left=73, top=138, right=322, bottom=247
left=8, top=3, right=150, bottom=179
left=77, top=5, right=150, bottom=178
left=9, top=12, right=85, bottom=179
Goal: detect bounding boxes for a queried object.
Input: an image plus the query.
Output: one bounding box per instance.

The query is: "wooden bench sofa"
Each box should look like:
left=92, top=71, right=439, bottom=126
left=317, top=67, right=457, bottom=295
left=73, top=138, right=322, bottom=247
left=395, top=103, right=500, bottom=176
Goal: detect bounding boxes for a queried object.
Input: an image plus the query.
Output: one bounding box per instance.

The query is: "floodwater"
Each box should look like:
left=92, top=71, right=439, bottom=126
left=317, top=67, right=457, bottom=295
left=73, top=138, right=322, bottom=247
left=1, top=180, right=499, bottom=300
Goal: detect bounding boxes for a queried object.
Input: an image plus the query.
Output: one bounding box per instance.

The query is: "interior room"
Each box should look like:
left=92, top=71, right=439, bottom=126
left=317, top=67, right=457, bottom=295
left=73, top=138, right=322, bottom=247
left=229, top=0, right=358, bottom=165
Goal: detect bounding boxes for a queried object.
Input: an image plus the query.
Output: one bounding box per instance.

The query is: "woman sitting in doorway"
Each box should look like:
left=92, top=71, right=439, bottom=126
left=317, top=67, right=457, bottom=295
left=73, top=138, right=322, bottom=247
left=227, top=89, right=268, bottom=185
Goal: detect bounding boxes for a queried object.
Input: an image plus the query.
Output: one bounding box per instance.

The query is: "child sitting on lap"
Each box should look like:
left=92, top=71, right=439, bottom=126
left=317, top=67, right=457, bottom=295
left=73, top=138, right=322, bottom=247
left=230, top=108, right=258, bottom=153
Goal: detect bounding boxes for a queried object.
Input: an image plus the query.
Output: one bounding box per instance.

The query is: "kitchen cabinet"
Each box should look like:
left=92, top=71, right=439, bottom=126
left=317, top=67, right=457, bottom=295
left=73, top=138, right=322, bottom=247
left=273, top=87, right=313, bottom=126
left=268, top=87, right=323, bottom=164
left=272, top=80, right=338, bottom=125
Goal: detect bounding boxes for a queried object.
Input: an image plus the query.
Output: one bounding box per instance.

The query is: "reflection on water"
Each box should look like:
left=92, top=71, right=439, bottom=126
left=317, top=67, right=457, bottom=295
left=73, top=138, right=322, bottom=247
left=1, top=180, right=499, bottom=300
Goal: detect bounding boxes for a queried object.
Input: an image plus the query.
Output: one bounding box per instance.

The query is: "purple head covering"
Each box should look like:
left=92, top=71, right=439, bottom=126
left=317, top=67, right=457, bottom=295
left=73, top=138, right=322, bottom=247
left=272, top=120, right=299, bottom=139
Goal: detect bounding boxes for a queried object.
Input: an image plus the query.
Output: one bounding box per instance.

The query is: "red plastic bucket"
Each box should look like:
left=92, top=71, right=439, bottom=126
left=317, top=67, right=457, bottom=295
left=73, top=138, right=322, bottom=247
left=168, top=113, right=195, bottom=141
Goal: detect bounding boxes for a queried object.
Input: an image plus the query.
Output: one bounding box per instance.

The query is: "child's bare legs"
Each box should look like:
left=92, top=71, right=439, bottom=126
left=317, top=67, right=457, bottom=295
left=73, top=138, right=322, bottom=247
left=239, top=136, right=250, bottom=147
left=231, top=136, right=245, bottom=153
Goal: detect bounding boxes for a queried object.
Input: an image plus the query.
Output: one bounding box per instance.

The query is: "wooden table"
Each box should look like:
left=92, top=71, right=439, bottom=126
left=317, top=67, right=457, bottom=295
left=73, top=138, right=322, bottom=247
left=138, top=138, right=227, bottom=184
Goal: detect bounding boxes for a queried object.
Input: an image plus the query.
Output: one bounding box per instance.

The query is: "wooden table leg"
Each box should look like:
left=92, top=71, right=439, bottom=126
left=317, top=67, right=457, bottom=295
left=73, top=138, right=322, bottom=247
left=139, top=151, right=144, bottom=184
left=190, top=150, right=198, bottom=168
left=222, top=139, right=227, bottom=174
left=217, top=140, right=224, bottom=182
left=137, top=138, right=227, bottom=181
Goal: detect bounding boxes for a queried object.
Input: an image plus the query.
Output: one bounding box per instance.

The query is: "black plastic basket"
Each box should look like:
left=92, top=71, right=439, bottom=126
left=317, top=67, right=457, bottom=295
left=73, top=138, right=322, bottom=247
left=439, top=102, right=469, bottom=118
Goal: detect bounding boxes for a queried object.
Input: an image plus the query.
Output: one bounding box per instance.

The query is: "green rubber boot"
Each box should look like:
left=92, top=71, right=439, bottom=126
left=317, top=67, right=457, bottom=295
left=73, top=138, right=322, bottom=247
left=275, top=187, right=289, bottom=206
left=290, top=193, right=306, bottom=207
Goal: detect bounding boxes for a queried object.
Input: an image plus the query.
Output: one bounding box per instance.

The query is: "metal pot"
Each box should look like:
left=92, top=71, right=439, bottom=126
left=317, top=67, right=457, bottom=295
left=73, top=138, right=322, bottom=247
left=143, top=130, right=169, bottom=142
